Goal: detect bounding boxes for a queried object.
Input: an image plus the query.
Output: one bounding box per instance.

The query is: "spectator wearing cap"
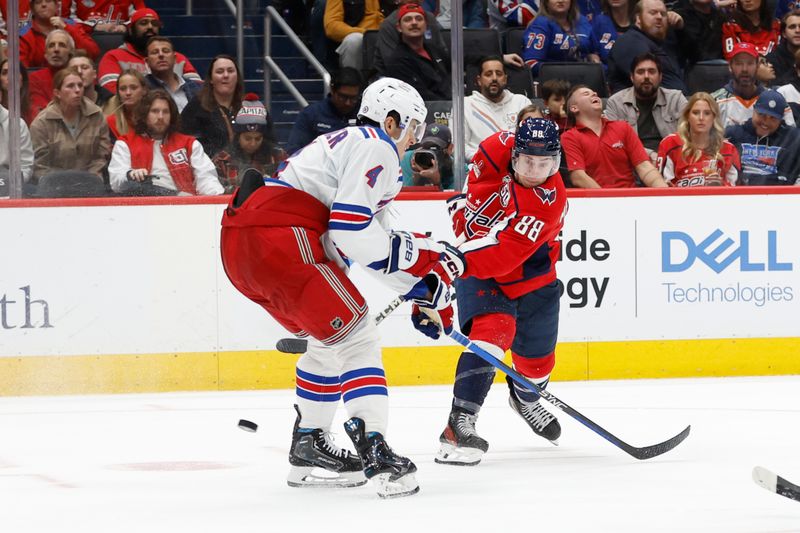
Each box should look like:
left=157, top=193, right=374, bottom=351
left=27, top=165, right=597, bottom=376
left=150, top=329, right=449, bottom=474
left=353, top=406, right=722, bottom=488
left=286, top=67, right=361, bottom=155
left=607, top=0, right=687, bottom=93
left=712, top=41, right=795, bottom=128
left=20, top=0, right=99, bottom=68
left=97, top=7, right=200, bottom=94
left=144, top=36, right=201, bottom=112
left=725, top=89, right=800, bottom=185
left=382, top=3, right=450, bottom=100
left=109, top=89, right=223, bottom=195
left=402, top=122, right=455, bottom=189
left=464, top=55, right=532, bottom=160
left=74, top=0, right=145, bottom=33
left=373, top=0, right=447, bottom=74
left=323, top=0, right=383, bottom=69
left=213, top=95, right=285, bottom=193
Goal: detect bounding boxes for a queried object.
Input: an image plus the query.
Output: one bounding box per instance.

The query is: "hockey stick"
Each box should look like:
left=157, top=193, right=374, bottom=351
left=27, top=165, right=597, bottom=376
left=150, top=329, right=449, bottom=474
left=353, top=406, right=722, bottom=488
left=753, top=466, right=800, bottom=502
left=446, top=328, right=691, bottom=460
left=275, top=296, right=406, bottom=354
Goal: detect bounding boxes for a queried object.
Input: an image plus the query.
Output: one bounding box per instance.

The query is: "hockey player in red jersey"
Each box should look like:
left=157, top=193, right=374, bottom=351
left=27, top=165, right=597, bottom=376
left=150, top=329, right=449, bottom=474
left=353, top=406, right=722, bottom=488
left=220, top=78, right=461, bottom=498
left=416, top=118, right=568, bottom=466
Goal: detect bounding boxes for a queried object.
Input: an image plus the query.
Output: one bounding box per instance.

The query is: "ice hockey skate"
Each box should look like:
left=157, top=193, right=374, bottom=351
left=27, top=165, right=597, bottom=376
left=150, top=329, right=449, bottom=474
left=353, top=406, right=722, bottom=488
left=343, top=416, right=419, bottom=499
left=287, top=405, right=366, bottom=488
left=435, top=407, right=489, bottom=466
left=508, top=384, right=561, bottom=445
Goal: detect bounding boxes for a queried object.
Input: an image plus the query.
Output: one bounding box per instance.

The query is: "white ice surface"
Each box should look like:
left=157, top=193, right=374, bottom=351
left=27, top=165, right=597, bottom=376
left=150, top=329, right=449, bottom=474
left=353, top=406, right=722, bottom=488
left=0, top=376, right=798, bottom=533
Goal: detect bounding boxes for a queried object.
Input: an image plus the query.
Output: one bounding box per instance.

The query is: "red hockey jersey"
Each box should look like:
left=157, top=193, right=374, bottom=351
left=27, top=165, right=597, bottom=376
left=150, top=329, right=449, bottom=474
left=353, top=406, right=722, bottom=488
left=722, top=20, right=780, bottom=58
left=657, top=133, right=740, bottom=187
left=456, top=130, right=568, bottom=299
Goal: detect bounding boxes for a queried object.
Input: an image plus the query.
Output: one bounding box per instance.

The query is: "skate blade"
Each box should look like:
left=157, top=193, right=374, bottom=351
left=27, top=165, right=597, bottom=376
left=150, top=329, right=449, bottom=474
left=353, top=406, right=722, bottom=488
left=287, top=466, right=367, bottom=488
left=373, top=472, right=420, bottom=499
left=434, top=442, right=484, bottom=466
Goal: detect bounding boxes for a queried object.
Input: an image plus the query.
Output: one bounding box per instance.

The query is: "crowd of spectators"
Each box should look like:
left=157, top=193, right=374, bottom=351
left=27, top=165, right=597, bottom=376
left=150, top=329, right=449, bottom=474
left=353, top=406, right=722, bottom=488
left=3, top=0, right=800, bottom=199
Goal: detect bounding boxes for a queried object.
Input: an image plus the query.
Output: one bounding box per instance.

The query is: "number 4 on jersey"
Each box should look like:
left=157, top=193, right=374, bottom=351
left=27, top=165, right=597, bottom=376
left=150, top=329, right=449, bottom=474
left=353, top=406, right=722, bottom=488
left=365, top=165, right=383, bottom=188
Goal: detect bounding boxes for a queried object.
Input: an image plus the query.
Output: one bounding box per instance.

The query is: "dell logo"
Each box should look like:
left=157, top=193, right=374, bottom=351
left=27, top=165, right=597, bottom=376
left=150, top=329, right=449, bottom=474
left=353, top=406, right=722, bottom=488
left=662, top=230, right=793, bottom=273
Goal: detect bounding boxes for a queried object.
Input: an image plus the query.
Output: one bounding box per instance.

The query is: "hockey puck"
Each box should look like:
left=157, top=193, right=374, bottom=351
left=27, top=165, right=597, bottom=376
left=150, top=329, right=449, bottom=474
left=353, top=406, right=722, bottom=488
left=238, top=419, right=258, bottom=432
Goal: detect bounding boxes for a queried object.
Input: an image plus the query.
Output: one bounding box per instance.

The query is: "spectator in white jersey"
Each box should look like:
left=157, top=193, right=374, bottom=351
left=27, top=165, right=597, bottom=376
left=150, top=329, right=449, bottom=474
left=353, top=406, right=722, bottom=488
left=463, top=55, right=532, bottom=160
left=711, top=42, right=795, bottom=128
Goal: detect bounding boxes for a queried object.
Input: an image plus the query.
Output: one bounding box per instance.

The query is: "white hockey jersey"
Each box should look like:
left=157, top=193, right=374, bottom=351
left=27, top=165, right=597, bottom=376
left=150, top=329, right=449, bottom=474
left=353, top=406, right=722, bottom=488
left=274, top=125, right=420, bottom=295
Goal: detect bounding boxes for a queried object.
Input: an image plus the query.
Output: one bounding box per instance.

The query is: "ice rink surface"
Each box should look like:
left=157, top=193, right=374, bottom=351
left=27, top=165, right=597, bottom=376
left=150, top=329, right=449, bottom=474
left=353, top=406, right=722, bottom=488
left=1, top=376, right=798, bottom=533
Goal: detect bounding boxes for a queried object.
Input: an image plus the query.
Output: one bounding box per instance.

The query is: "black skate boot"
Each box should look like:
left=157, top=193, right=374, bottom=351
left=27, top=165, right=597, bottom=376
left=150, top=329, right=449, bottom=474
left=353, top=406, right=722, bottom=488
left=343, top=416, right=419, bottom=499
left=287, top=405, right=366, bottom=488
left=508, top=378, right=561, bottom=445
left=435, top=407, right=489, bottom=466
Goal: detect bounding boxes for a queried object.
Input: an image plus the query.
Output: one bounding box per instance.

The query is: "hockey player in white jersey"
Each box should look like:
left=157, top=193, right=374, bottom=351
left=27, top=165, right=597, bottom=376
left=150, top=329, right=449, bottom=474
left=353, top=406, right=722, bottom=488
left=220, top=78, right=462, bottom=498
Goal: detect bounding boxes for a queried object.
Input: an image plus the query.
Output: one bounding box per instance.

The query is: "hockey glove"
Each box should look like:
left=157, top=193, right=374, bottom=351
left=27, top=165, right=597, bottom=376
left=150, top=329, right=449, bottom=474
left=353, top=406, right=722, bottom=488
left=447, top=193, right=467, bottom=240
left=385, top=231, right=448, bottom=278
left=411, top=302, right=453, bottom=340
left=410, top=245, right=465, bottom=339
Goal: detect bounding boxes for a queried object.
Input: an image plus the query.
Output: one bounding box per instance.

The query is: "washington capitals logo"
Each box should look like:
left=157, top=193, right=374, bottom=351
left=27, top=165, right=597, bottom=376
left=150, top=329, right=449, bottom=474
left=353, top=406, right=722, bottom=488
left=534, top=186, right=557, bottom=205
left=498, top=131, right=514, bottom=146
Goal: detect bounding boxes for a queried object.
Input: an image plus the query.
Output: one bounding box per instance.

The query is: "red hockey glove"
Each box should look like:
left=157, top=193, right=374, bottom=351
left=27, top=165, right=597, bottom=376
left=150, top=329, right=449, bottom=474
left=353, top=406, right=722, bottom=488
left=447, top=193, right=467, bottom=240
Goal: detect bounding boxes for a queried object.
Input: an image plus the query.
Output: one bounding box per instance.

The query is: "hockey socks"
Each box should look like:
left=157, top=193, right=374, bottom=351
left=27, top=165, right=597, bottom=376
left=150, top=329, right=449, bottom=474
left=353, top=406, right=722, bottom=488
left=452, top=349, right=499, bottom=414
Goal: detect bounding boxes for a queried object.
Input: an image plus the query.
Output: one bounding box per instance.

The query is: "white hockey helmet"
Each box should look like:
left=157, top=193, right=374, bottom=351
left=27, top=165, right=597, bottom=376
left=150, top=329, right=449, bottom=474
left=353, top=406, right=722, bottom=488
left=357, top=77, right=427, bottom=145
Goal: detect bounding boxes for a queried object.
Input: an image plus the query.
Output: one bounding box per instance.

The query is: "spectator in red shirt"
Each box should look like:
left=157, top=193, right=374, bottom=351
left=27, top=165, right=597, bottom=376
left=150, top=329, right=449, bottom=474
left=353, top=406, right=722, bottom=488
left=722, top=0, right=780, bottom=58
left=0, top=0, right=70, bottom=37
left=97, top=8, right=200, bottom=93
left=20, top=0, right=99, bottom=68
left=28, top=28, right=74, bottom=117
left=561, top=84, right=668, bottom=188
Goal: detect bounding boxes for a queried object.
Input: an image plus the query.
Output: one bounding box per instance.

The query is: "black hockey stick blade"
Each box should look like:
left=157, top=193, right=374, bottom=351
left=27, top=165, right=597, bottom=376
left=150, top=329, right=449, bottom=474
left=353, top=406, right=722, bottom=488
left=275, top=296, right=406, bottom=354
left=753, top=466, right=800, bottom=502
left=275, top=338, right=308, bottom=354
left=448, top=328, right=691, bottom=461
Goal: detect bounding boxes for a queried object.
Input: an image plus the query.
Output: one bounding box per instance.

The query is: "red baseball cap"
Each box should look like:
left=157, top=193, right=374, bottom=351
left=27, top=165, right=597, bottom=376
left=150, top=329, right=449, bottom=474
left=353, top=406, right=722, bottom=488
left=398, top=3, right=425, bottom=20
left=129, top=8, right=160, bottom=25
left=730, top=42, right=758, bottom=59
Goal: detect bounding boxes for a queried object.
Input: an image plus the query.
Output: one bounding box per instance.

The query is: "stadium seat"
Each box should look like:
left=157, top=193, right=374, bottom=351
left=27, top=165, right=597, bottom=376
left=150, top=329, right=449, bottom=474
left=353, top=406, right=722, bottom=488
left=91, top=31, right=125, bottom=56
left=506, top=64, right=533, bottom=97
left=685, top=61, right=730, bottom=95
left=536, top=62, right=609, bottom=97
left=502, top=27, right=525, bottom=56
left=442, top=28, right=502, bottom=59
left=36, top=171, right=108, bottom=198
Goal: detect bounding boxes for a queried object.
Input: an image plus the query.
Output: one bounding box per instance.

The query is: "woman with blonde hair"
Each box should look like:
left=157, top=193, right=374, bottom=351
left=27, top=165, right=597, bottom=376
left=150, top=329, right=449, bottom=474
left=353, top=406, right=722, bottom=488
left=103, top=69, right=148, bottom=140
left=656, top=92, right=740, bottom=187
